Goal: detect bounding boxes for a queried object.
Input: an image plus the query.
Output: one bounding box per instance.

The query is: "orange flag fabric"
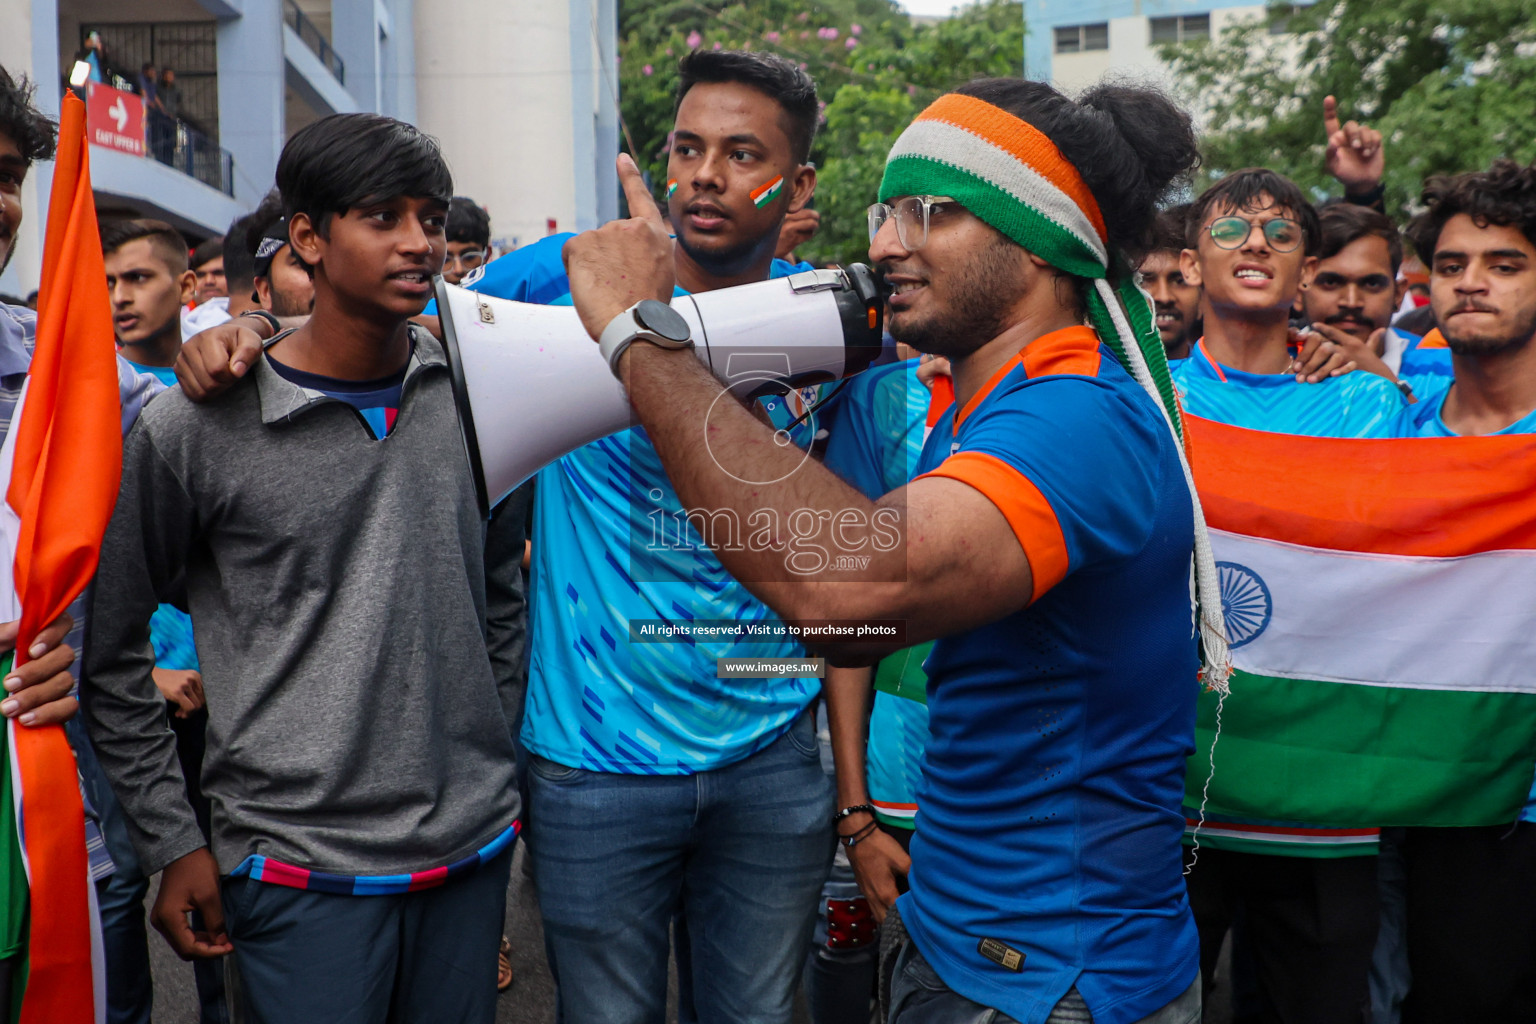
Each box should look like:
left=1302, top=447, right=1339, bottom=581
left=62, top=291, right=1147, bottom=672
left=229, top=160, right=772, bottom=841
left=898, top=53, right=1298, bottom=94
left=7, top=91, right=120, bottom=1024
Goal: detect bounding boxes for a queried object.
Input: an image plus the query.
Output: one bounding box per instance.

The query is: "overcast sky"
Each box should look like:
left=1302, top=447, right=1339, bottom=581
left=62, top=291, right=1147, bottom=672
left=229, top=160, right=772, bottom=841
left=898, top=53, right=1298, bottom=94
left=896, top=0, right=972, bottom=20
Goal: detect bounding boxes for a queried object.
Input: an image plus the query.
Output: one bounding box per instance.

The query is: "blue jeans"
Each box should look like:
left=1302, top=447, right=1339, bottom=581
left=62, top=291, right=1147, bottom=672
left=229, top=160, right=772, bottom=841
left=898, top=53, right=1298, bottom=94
left=888, top=941, right=1201, bottom=1024
left=528, top=709, right=835, bottom=1024
left=220, top=849, right=511, bottom=1023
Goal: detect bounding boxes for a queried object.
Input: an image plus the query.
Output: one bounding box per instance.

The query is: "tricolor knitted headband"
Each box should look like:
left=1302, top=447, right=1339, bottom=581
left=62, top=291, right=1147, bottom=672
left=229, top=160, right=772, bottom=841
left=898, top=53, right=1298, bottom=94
left=880, top=92, right=1231, bottom=690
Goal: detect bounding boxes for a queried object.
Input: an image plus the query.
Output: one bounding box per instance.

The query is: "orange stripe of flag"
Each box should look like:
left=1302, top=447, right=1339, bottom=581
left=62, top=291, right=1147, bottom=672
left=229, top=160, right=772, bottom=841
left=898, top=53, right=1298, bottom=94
left=914, top=93, right=1107, bottom=243
left=1187, top=415, right=1536, bottom=557
left=10, top=92, right=118, bottom=1024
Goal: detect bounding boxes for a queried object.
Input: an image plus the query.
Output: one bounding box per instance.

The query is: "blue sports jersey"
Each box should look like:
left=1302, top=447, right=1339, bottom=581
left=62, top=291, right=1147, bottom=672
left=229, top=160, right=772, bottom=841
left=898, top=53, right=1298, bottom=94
left=818, top=360, right=930, bottom=828
left=148, top=603, right=199, bottom=672
left=459, top=233, right=822, bottom=773
left=899, top=326, right=1200, bottom=1024
left=1171, top=340, right=1406, bottom=437
left=125, top=360, right=177, bottom=387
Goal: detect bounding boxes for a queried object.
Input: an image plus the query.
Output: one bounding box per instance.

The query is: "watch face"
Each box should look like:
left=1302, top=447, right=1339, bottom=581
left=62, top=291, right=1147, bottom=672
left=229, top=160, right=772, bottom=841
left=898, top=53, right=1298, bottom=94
left=634, top=299, right=691, bottom=343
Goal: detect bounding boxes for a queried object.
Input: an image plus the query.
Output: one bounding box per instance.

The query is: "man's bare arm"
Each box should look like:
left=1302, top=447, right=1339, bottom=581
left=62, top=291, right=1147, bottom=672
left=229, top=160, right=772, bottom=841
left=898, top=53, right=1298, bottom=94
left=562, top=155, right=1034, bottom=643
left=618, top=344, right=1033, bottom=643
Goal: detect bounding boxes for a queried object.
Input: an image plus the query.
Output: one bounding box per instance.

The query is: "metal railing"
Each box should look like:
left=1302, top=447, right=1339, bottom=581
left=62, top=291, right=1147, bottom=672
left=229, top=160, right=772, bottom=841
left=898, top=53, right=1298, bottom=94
left=146, top=111, right=235, bottom=196
left=285, top=0, right=346, bottom=84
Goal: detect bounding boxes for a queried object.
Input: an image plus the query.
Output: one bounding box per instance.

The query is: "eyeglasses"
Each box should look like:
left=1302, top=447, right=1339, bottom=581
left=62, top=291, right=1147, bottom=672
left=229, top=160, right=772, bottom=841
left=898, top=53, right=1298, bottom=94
left=1206, top=216, right=1303, bottom=253
left=867, top=196, right=958, bottom=252
left=445, top=249, right=487, bottom=268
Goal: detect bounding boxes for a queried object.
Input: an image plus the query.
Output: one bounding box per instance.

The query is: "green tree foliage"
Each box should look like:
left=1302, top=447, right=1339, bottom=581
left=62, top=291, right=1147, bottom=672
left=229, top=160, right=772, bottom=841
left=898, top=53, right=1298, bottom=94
left=1163, top=0, right=1536, bottom=220
left=617, top=0, right=1025, bottom=265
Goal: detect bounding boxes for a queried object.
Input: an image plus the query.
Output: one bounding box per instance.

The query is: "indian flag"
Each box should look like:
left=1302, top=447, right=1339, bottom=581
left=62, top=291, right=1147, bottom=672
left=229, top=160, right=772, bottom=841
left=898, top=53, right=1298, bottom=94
left=0, top=92, right=119, bottom=1023
left=1186, top=415, right=1536, bottom=828
left=750, top=175, right=783, bottom=209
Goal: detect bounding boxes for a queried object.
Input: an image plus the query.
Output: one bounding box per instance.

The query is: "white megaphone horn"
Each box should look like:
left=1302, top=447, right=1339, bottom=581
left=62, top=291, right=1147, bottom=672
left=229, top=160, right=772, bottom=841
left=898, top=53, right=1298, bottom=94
left=435, top=264, right=888, bottom=512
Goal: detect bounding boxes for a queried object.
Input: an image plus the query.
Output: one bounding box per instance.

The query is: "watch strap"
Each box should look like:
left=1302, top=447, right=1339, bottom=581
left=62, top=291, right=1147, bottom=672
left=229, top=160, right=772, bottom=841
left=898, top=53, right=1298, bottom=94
left=598, top=303, right=692, bottom=377
left=237, top=309, right=281, bottom=338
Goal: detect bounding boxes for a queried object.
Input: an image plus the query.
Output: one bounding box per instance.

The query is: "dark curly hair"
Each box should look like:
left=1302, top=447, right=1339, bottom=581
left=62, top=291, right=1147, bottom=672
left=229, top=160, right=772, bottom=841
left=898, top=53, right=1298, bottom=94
left=0, top=66, right=57, bottom=166
left=954, top=78, right=1200, bottom=264
left=1405, top=159, right=1536, bottom=264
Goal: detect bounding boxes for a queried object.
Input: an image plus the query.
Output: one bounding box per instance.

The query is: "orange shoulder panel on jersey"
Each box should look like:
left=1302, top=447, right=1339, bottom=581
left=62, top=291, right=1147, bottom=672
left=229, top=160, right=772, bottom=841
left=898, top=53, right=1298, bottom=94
left=918, top=451, right=1067, bottom=603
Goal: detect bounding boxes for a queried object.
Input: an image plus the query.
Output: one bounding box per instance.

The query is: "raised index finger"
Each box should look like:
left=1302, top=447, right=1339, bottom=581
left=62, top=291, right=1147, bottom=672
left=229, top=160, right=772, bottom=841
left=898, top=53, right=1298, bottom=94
left=617, top=154, right=667, bottom=228
left=1323, top=94, right=1341, bottom=137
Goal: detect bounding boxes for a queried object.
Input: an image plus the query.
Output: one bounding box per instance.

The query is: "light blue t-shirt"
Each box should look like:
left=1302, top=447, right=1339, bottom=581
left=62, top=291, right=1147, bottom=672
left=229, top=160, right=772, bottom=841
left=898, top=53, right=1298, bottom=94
left=1170, top=340, right=1406, bottom=437
left=457, top=234, right=822, bottom=773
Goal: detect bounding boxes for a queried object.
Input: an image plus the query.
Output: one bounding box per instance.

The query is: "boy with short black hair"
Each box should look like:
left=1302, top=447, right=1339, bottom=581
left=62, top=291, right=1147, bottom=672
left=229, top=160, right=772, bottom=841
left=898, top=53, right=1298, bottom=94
left=103, top=218, right=194, bottom=384
left=84, top=112, right=522, bottom=1022
left=443, top=195, right=491, bottom=284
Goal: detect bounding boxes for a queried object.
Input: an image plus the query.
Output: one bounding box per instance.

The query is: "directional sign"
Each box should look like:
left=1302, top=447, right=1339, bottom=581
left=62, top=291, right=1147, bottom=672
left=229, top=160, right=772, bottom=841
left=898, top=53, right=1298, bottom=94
left=85, top=82, right=144, bottom=157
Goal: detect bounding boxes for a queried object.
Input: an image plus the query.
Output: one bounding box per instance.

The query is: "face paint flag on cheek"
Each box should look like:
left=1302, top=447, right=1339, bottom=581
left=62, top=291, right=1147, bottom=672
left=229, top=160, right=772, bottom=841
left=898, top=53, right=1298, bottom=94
left=666, top=179, right=678, bottom=199
left=750, top=175, right=784, bottom=209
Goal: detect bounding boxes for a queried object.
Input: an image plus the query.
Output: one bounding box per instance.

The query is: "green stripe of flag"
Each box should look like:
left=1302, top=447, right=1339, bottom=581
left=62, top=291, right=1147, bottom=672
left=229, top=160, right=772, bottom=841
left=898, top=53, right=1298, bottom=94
left=1188, top=670, right=1536, bottom=827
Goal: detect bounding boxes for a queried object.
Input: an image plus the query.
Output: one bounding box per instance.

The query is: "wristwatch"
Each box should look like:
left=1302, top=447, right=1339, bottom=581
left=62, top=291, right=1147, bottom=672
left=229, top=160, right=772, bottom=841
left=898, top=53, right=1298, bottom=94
left=598, top=299, right=693, bottom=377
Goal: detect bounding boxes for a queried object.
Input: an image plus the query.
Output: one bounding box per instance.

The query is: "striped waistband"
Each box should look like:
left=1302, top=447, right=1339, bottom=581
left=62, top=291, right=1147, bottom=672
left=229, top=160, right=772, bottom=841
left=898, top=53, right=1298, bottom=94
left=229, top=821, right=520, bottom=896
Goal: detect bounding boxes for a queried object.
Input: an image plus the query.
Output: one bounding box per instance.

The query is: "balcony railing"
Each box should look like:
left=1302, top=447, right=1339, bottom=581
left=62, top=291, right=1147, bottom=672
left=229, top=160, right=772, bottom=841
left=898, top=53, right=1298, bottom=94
left=285, top=0, right=345, bottom=84
left=146, top=113, right=235, bottom=196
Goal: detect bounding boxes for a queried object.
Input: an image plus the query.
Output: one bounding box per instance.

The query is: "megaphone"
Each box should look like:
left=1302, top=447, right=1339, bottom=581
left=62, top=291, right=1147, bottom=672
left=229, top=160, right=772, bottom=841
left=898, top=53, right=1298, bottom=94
left=436, top=265, right=887, bottom=512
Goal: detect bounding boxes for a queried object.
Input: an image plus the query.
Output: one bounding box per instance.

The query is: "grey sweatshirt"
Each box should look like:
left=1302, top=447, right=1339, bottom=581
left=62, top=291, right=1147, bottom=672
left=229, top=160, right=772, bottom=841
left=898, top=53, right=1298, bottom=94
left=84, top=328, right=521, bottom=877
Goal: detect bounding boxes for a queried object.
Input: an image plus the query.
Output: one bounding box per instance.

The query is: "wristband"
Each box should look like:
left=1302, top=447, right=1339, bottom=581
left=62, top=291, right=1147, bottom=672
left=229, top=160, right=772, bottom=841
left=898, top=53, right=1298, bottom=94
left=840, top=820, right=879, bottom=848
left=1344, top=181, right=1386, bottom=207
left=237, top=309, right=281, bottom=338
left=834, top=803, right=875, bottom=825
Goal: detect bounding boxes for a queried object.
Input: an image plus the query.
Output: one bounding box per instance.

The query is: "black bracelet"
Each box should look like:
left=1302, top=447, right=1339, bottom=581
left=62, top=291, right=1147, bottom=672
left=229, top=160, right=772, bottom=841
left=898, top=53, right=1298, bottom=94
left=1344, top=181, right=1386, bottom=208
left=237, top=309, right=280, bottom=337
left=833, top=803, right=875, bottom=825
left=840, top=820, right=879, bottom=848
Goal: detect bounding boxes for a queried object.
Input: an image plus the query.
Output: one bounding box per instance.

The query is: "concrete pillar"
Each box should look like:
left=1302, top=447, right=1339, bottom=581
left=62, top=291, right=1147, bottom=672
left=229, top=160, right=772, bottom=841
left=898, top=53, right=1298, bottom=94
left=216, top=0, right=285, bottom=206
left=331, top=0, right=379, bottom=114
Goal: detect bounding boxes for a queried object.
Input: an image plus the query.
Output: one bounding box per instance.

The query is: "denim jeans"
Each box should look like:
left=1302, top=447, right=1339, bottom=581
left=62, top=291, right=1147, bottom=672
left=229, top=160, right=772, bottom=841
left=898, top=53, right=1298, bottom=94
left=887, top=940, right=1201, bottom=1024
left=527, top=708, right=835, bottom=1024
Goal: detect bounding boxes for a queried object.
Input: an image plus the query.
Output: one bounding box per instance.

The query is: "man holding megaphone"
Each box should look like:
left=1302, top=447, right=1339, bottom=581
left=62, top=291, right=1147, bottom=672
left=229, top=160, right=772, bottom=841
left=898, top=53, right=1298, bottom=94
left=564, top=79, right=1228, bottom=1024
